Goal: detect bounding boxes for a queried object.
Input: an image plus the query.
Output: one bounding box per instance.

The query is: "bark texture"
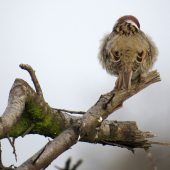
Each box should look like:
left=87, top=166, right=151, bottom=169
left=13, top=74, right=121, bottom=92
left=0, top=64, right=162, bottom=170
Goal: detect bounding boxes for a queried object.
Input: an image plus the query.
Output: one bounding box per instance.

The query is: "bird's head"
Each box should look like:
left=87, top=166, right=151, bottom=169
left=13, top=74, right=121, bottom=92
left=113, top=15, right=140, bottom=35
left=114, top=15, right=140, bottom=29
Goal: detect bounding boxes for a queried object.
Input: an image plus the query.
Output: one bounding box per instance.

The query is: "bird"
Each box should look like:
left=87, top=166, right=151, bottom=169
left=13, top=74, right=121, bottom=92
left=98, top=15, right=158, bottom=90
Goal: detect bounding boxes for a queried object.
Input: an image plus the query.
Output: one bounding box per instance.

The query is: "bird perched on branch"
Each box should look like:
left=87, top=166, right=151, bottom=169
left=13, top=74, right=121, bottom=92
left=98, top=15, right=158, bottom=90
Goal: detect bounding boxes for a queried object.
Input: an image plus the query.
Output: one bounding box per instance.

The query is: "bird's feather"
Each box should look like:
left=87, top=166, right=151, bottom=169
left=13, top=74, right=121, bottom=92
left=98, top=17, right=158, bottom=90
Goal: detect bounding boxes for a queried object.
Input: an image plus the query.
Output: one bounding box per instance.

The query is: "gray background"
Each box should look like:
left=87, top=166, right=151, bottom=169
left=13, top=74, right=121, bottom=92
left=0, top=0, right=170, bottom=169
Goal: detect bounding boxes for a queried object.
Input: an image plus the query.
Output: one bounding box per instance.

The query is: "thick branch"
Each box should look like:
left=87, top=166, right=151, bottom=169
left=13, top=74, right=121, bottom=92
left=79, top=70, right=161, bottom=138
left=15, top=68, right=161, bottom=169
left=0, top=64, right=162, bottom=169
left=0, top=79, right=31, bottom=137
left=0, top=78, right=79, bottom=139
left=81, top=120, right=155, bottom=152
left=16, top=126, right=80, bottom=170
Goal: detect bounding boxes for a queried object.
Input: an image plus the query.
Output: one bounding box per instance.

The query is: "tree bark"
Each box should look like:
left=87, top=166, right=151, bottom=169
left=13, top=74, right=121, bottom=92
left=0, top=64, right=162, bottom=169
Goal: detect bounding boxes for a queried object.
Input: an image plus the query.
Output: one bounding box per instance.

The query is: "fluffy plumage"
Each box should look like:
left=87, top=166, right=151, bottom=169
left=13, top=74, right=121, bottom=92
left=98, top=15, right=158, bottom=90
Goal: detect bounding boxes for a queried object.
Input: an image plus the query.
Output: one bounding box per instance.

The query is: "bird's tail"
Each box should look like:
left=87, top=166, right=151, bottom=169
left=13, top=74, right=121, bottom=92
left=114, top=70, right=133, bottom=90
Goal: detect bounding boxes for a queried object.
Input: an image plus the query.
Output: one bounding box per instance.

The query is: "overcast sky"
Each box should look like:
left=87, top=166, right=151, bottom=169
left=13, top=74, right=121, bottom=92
left=0, top=1, right=170, bottom=170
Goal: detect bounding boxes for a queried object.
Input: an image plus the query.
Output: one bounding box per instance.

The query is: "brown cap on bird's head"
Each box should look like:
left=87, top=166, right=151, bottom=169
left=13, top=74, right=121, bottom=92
left=116, top=15, right=140, bottom=29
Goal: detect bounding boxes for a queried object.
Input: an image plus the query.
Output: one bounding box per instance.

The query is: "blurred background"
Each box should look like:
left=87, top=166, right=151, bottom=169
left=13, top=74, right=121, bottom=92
left=0, top=0, right=170, bottom=169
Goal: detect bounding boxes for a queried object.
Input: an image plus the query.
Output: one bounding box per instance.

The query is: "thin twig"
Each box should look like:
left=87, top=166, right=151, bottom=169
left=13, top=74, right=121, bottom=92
left=19, top=64, right=44, bottom=101
left=7, top=134, right=17, bottom=162
left=149, top=141, right=170, bottom=146
left=144, top=132, right=157, bottom=138
left=52, top=108, right=86, bottom=114
left=0, top=141, right=16, bottom=170
left=22, top=124, right=35, bottom=138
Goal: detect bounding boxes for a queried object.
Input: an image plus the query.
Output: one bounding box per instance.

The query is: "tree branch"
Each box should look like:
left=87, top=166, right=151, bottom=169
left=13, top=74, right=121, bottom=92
left=19, top=64, right=44, bottom=102
left=0, top=64, right=163, bottom=169
left=52, top=108, right=86, bottom=115
left=7, top=134, right=17, bottom=161
left=0, top=142, right=16, bottom=170
left=0, top=79, right=30, bottom=137
left=79, top=70, right=161, bottom=139
left=16, top=126, right=80, bottom=170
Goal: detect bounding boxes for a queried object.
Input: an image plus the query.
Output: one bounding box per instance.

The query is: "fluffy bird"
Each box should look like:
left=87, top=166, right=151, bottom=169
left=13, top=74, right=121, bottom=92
left=98, top=15, right=158, bottom=90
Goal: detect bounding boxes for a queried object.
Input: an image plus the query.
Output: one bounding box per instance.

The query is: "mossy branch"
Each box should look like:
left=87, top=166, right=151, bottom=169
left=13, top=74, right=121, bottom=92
left=0, top=64, right=166, bottom=170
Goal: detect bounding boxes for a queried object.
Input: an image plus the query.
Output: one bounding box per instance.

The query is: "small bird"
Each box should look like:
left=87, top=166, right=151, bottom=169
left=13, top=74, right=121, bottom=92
left=98, top=15, right=158, bottom=90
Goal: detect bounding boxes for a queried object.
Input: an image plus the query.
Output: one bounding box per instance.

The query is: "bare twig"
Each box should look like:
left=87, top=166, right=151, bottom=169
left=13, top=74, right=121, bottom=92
left=149, top=141, right=170, bottom=146
left=19, top=64, right=44, bottom=101
left=0, top=142, right=16, bottom=170
left=7, top=134, right=17, bottom=162
left=52, top=108, right=86, bottom=114
left=22, top=124, right=35, bottom=138
left=144, top=132, right=157, bottom=138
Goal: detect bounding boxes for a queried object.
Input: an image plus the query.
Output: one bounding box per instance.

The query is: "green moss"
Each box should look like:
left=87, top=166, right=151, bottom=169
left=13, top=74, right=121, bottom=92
left=2, top=97, right=63, bottom=139
left=24, top=98, right=62, bottom=138
left=25, top=98, right=45, bottom=122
